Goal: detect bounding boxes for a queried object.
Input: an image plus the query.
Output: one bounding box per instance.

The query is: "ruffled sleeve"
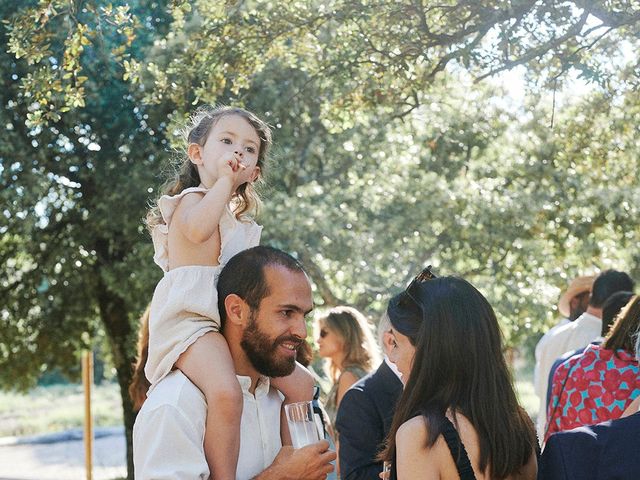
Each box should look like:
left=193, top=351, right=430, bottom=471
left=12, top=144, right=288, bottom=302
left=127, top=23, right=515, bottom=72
left=151, top=187, right=208, bottom=272
left=218, top=208, right=263, bottom=265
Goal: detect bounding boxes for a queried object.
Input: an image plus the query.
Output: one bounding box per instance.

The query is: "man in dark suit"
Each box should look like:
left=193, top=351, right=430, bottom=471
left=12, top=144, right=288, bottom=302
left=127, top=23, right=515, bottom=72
left=335, top=314, right=403, bottom=480
left=539, top=410, right=640, bottom=479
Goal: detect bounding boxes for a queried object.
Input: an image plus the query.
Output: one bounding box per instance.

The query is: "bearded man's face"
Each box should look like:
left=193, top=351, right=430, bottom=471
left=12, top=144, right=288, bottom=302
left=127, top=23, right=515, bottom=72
left=239, top=265, right=312, bottom=377
left=241, top=309, right=302, bottom=377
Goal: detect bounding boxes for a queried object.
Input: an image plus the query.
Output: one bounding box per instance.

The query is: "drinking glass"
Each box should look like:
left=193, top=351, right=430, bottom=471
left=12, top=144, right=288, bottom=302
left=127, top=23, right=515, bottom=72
left=284, top=400, right=321, bottom=449
left=381, top=461, right=392, bottom=479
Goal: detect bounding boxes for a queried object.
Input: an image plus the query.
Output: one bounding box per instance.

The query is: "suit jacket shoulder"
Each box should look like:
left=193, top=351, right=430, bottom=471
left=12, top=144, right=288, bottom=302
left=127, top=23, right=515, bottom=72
left=539, top=411, right=640, bottom=480
left=336, top=362, right=402, bottom=480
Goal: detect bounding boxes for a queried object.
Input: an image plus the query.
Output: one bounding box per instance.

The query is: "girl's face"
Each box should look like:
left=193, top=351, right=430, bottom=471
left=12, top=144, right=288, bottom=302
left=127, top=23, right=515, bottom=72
left=316, top=322, right=343, bottom=360
left=388, top=327, right=415, bottom=384
left=192, top=114, right=261, bottom=188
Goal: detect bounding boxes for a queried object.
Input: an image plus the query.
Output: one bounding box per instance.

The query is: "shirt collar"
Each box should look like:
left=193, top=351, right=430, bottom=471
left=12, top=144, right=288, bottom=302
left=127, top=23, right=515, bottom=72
left=576, top=311, right=601, bottom=325
left=237, top=374, right=272, bottom=398
left=384, top=356, right=403, bottom=382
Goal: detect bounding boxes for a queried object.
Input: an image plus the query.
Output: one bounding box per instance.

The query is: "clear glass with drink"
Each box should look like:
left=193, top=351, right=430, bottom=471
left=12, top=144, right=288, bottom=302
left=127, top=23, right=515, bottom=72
left=284, top=400, right=321, bottom=449
left=381, top=460, right=392, bottom=479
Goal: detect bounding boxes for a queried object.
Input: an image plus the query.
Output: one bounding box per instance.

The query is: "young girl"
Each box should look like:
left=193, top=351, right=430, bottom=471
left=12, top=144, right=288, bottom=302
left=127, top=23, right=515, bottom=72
left=145, top=105, right=314, bottom=480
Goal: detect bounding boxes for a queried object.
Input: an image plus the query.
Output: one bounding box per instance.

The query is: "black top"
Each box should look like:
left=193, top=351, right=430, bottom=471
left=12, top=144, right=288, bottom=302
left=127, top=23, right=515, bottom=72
left=390, top=415, right=477, bottom=480
left=441, top=416, right=477, bottom=480
left=392, top=414, right=539, bottom=479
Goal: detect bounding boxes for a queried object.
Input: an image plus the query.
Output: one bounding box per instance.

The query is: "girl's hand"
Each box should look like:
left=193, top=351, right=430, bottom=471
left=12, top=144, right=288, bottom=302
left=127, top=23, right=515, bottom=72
left=218, top=151, right=246, bottom=180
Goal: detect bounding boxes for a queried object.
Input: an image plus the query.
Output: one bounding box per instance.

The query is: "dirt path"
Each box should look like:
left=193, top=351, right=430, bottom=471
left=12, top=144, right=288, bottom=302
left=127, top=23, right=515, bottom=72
left=0, top=428, right=126, bottom=480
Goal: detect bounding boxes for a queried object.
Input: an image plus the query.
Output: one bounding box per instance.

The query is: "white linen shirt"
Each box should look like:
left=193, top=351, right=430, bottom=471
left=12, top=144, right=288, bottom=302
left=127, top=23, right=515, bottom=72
left=548, top=312, right=602, bottom=360
left=133, top=370, right=283, bottom=480
left=534, top=318, right=570, bottom=437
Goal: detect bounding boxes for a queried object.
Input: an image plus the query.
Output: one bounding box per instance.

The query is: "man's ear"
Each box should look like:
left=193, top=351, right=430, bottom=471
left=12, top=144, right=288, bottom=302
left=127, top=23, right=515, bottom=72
left=224, top=294, right=248, bottom=326
left=382, top=330, right=395, bottom=357
left=187, top=143, right=203, bottom=165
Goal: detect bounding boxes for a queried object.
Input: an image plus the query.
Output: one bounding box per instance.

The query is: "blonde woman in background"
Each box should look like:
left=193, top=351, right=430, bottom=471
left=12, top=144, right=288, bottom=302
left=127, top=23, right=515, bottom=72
left=316, top=305, right=381, bottom=478
left=316, top=306, right=381, bottom=424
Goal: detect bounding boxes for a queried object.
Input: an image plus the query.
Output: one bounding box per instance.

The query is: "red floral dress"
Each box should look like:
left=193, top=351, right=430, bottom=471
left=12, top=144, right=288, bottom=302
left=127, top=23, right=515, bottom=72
left=545, top=344, right=640, bottom=441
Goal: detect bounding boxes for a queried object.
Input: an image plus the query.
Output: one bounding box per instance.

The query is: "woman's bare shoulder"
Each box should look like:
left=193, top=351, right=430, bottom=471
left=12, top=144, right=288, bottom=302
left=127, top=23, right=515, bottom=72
left=336, top=370, right=361, bottom=405
left=396, top=416, right=452, bottom=479
left=338, top=369, right=360, bottom=386
left=397, top=415, right=428, bottom=442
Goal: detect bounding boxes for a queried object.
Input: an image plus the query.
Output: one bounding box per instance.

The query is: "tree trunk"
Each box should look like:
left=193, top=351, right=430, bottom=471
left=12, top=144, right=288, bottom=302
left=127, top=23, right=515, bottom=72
left=97, top=285, right=137, bottom=480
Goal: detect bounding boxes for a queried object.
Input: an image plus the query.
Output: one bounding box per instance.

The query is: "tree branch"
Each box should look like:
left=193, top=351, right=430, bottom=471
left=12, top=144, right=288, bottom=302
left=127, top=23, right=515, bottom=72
left=296, top=249, right=345, bottom=306
left=573, top=1, right=640, bottom=27
left=474, top=10, right=591, bottom=82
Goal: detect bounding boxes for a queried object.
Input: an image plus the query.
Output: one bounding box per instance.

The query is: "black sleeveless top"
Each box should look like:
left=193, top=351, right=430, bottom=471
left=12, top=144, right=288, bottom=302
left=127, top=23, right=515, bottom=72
left=441, top=417, right=541, bottom=479
left=391, top=415, right=539, bottom=479
left=441, top=416, right=477, bottom=480
left=390, top=416, right=476, bottom=480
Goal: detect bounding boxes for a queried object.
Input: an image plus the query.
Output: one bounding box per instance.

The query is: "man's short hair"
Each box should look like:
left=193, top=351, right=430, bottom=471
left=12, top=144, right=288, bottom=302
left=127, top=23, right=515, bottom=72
left=377, top=313, right=392, bottom=349
left=217, top=246, right=306, bottom=327
left=601, top=291, right=635, bottom=337
left=590, top=270, right=635, bottom=308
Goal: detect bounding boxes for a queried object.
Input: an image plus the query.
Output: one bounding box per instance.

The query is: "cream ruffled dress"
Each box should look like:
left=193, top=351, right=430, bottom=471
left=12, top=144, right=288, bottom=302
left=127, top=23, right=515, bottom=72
left=145, top=187, right=262, bottom=389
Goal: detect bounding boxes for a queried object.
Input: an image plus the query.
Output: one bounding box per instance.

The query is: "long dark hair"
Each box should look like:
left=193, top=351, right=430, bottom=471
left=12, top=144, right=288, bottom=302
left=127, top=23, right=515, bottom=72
left=604, top=295, right=640, bottom=353
left=381, top=276, right=536, bottom=478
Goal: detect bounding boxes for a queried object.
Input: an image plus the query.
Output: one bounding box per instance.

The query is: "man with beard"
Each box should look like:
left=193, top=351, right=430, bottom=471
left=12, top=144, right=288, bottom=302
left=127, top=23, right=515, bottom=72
left=133, top=246, right=335, bottom=479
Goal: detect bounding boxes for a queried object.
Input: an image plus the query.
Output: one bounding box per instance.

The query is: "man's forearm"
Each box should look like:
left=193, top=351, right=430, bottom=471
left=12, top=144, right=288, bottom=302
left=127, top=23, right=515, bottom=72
left=252, top=464, right=284, bottom=480
left=253, top=462, right=303, bottom=480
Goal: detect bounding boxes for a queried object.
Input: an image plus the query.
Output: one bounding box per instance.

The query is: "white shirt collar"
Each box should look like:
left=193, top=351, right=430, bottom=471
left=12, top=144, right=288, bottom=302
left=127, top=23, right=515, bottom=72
left=576, top=311, right=601, bottom=326
left=237, top=374, right=272, bottom=398
left=384, top=356, right=403, bottom=382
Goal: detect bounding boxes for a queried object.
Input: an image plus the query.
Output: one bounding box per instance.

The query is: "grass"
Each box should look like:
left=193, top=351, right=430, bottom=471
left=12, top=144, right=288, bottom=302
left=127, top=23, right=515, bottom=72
left=513, top=357, right=540, bottom=423
left=0, top=382, right=123, bottom=437
left=0, top=361, right=541, bottom=439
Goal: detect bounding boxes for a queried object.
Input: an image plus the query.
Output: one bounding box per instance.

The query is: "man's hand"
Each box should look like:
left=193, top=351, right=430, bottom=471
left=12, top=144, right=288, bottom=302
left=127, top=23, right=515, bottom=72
left=255, top=440, right=336, bottom=480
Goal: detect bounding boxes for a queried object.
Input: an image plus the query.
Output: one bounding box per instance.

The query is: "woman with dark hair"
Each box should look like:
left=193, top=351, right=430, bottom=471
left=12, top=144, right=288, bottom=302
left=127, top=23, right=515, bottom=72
left=538, top=323, right=640, bottom=479
left=545, top=295, right=640, bottom=440
left=380, top=268, right=538, bottom=480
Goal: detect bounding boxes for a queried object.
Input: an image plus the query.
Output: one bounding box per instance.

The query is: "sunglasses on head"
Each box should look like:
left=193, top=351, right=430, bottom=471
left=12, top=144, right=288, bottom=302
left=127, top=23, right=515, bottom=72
left=398, top=265, right=436, bottom=309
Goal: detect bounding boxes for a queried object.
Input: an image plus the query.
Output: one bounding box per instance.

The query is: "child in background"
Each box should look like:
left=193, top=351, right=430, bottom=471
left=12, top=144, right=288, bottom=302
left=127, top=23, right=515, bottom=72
left=145, top=105, right=314, bottom=480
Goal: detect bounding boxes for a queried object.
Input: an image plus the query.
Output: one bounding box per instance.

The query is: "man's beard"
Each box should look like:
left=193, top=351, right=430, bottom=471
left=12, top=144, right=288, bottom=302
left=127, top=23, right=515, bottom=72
left=569, top=294, right=590, bottom=321
left=241, top=311, right=300, bottom=377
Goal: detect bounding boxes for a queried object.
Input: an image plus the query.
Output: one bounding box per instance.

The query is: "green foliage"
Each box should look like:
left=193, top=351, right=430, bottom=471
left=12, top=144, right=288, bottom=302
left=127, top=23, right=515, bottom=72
left=0, top=1, right=172, bottom=475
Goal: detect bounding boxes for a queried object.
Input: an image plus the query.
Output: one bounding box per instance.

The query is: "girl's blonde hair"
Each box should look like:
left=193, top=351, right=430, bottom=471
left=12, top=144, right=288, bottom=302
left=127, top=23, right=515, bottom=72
left=317, top=306, right=381, bottom=382
left=146, top=105, right=272, bottom=230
